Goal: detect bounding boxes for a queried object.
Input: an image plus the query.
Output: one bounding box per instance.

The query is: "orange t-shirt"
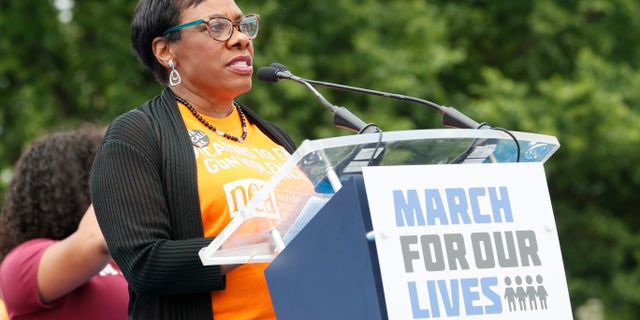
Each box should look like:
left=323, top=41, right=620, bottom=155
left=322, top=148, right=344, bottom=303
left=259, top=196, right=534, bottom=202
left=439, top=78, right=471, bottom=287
left=179, top=102, right=311, bottom=320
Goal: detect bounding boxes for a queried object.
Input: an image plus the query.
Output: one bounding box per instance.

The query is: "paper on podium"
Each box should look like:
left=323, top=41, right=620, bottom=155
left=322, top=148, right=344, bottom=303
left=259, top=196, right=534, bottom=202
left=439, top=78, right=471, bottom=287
left=198, top=128, right=560, bottom=265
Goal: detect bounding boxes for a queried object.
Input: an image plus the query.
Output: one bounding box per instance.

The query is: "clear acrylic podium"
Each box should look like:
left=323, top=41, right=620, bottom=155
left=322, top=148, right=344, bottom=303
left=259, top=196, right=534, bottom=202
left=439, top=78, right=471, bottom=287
left=198, top=128, right=560, bottom=319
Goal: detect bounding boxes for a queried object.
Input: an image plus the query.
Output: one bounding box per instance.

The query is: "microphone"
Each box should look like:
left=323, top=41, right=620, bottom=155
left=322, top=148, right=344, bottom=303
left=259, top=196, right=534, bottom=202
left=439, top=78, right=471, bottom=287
left=256, top=65, right=300, bottom=83
left=257, top=65, right=380, bottom=134
left=259, top=63, right=486, bottom=129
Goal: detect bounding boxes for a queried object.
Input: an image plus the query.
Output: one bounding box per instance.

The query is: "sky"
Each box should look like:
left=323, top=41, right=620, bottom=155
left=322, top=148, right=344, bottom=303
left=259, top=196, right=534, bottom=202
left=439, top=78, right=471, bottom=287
left=54, top=0, right=74, bottom=23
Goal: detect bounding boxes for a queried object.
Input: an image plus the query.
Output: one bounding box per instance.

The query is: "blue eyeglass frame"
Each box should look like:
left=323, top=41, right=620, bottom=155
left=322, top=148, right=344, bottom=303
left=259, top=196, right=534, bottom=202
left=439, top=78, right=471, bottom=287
left=161, top=14, right=260, bottom=40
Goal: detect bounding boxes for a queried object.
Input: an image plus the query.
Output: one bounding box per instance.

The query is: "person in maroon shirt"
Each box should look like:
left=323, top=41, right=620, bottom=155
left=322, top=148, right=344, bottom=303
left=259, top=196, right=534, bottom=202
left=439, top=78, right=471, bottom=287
left=0, top=126, right=128, bottom=319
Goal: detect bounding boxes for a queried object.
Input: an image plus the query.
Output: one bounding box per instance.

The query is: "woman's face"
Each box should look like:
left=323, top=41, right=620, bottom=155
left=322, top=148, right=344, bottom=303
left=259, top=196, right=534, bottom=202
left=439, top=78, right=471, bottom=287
left=170, top=0, right=254, bottom=101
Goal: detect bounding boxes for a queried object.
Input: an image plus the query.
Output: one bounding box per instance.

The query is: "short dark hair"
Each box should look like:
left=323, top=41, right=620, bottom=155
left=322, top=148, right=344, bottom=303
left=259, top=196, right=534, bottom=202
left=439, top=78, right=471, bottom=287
left=0, top=125, right=105, bottom=262
left=131, top=0, right=209, bottom=84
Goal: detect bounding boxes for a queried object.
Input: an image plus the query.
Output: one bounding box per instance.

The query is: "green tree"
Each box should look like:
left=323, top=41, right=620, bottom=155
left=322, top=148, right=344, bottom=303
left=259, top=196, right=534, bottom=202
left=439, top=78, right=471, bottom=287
left=1, top=0, right=639, bottom=318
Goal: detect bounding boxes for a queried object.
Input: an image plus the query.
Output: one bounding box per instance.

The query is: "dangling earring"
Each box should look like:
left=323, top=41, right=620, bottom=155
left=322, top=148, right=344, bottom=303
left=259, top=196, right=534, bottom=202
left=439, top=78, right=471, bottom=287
left=168, top=60, right=181, bottom=87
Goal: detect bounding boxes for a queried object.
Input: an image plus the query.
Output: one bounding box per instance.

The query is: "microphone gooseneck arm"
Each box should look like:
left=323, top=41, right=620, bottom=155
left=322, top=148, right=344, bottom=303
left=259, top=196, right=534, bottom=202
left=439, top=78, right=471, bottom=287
left=301, top=78, right=484, bottom=129
left=256, top=66, right=380, bottom=134
left=266, top=62, right=484, bottom=129
left=291, top=77, right=380, bottom=134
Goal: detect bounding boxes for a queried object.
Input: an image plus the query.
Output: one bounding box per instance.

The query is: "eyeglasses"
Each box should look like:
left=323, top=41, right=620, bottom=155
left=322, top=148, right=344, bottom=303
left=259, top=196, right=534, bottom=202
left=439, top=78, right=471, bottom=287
left=162, top=14, right=260, bottom=41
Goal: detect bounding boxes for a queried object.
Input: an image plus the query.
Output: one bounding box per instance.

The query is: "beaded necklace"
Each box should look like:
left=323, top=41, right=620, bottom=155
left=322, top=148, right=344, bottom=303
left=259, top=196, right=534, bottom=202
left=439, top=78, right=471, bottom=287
left=175, top=95, right=247, bottom=143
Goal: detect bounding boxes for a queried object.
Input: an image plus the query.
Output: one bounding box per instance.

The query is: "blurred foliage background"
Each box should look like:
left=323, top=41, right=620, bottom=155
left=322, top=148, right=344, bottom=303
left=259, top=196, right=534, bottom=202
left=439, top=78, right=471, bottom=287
left=1, top=0, right=639, bottom=318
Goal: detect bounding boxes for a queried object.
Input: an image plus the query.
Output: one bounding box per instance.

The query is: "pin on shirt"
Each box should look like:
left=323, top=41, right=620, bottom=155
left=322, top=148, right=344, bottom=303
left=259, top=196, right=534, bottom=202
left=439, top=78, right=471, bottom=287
left=189, top=129, right=210, bottom=148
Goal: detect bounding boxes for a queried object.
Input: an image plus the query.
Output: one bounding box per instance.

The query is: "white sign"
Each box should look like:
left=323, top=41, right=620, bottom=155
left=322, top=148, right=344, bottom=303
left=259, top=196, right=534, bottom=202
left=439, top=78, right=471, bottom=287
left=362, top=163, right=573, bottom=320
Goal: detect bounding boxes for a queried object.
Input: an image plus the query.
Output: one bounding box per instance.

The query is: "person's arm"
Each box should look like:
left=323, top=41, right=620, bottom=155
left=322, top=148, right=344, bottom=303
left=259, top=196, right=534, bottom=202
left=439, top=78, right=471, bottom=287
left=91, top=110, right=225, bottom=296
left=37, top=204, right=110, bottom=303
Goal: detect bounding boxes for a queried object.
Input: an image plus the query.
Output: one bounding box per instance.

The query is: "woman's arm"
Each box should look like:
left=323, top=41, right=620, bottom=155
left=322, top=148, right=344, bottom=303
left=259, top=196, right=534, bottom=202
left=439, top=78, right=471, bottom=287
left=91, top=111, right=225, bottom=295
left=37, top=205, right=110, bottom=303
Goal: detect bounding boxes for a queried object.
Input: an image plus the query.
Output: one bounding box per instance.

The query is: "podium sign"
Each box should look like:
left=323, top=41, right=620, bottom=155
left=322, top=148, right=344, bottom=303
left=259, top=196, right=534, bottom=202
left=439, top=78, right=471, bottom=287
left=362, top=163, right=573, bottom=319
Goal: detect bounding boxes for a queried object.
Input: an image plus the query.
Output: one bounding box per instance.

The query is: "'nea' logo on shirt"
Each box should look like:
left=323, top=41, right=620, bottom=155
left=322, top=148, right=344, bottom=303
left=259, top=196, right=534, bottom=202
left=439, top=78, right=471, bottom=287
left=223, top=178, right=281, bottom=219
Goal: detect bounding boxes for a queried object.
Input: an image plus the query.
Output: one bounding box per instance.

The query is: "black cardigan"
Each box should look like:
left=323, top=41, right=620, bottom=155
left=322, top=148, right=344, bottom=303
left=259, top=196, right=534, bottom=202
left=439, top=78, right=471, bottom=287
left=90, top=88, right=296, bottom=319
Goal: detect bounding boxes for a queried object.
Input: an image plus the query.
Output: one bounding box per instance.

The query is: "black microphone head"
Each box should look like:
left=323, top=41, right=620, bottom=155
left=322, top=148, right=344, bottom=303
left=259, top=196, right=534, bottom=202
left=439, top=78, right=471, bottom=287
left=269, top=63, right=289, bottom=72
left=256, top=66, right=280, bottom=82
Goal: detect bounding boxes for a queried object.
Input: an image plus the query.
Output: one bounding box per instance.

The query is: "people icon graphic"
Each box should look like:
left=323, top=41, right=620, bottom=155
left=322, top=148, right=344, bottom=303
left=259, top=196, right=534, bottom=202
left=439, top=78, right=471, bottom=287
left=504, top=274, right=549, bottom=313
left=536, top=275, right=549, bottom=310
left=503, top=276, right=517, bottom=312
